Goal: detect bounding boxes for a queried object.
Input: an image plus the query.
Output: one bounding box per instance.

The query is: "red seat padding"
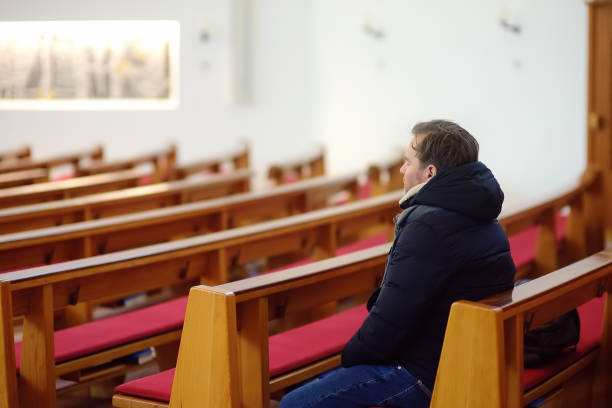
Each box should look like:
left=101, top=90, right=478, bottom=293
left=138, top=175, right=154, bottom=185
left=359, top=181, right=373, bottom=199
left=509, top=215, right=567, bottom=269
left=115, top=305, right=369, bottom=402
left=268, top=305, right=368, bottom=377
left=523, top=295, right=604, bottom=390
left=264, top=231, right=389, bottom=275
left=51, top=172, right=75, bottom=181
left=15, top=296, right=188, bottom=370
left=335, top=231, right=389, bottom=256
left=115, top=368, right=176, bottom=403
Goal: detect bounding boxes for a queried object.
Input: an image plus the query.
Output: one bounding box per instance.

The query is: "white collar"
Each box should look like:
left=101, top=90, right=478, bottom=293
left=398, top=182, right=426, bottom=206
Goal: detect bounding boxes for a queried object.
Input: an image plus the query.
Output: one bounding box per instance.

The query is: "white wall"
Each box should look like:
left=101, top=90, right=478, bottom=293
left=312, top=0, right=588, bottom=213
left=0, top=0, right=316, bottom=184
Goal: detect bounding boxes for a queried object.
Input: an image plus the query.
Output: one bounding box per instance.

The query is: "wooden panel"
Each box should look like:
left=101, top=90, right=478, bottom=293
left=430, top=301, right=505, bottom=408
left=504, top=315, right=524, bottom=408
left=237, top=298, right=269, bottom=408
left=169, top=287, right=241, bottom=408
left=588, top=2, right=612, bottom=237
left=0, top=282, right=18, bottom=408
left=19, top=284, right=56, bottom=408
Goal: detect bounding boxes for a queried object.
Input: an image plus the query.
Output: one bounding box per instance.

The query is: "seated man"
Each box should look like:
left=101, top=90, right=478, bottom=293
left=279, top=120, right=516, bottom=408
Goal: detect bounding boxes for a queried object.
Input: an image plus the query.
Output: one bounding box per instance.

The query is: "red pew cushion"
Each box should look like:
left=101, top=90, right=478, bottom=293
left=115, top=368, right=176, bottom=403
left=14, top=296, right=188, bottom=370
left=509, top=215, right=567, bottom=269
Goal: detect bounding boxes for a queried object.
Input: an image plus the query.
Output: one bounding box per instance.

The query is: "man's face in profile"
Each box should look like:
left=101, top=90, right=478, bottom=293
left=400, top=137, right=431, bottom=193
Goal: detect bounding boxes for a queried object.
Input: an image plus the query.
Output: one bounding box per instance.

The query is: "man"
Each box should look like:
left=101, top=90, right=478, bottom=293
left=279, top=120, right=516, bottom=407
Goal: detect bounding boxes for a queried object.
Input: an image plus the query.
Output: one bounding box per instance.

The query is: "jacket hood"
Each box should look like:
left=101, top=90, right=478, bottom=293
left=401, top=161, right=504, bottom=221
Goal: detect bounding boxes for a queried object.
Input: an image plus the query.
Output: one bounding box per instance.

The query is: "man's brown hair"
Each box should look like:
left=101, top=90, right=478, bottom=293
left=411, top=120, right=479, bottom=171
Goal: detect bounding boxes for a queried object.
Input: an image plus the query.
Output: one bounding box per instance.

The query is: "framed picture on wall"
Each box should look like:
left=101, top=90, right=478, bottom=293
left=0, top=20, right=179, bottom=110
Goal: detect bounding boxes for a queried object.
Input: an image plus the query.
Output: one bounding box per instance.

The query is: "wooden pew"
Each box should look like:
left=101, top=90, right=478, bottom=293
left=499, top=168, right=602, bottom=279
left=75, top=145, right=177, bottom=182
left=267, top=145, right=325, bottom=185
left=0, top=169, right=253, bottom=234
left=0, top=168, right=154, bottom=209
left=0, top=172, right=361, bottom=271
left=0, top=191, right=399, bottom=407
left=169, top=142, right=250, bottom=179
left=0, top=145, right=103, bottom=175
left=430, top=249, right=612, bottom=408
left=0, top=146, right=30, bottom=163
left=110, top=245, right=612, bottom=408
left=0, top=169, right=48, bottom=189
left=367, top=149, right=404, bottom=195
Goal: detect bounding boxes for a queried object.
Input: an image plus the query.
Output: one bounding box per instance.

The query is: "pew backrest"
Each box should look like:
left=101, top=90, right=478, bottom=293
left=267, top=145, right=325, bottom=185
left=0, top=169, right=48, bottom=189
left=0, top=145, right=103, bottom=175
left=0, top=146, right=30, bottom=163
left=75, top=145, right=177, bottom=181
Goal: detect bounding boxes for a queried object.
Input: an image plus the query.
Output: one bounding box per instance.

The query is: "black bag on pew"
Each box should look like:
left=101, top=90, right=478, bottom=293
left=514, top=279, right=581, bottom=368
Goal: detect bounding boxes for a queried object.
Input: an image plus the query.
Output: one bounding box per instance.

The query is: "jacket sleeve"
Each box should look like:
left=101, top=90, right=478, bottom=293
left=342, top=219, right=457, bottom=366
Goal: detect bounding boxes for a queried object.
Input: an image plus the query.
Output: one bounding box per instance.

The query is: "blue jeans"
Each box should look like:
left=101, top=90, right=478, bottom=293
left=278, top=365, right=431, bottom=408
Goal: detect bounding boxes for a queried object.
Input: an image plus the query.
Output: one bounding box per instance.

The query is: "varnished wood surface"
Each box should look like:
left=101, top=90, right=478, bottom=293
left=0, top=145, right=103, bottom=174
left=267, top=145, right=325, bottom=185
left=0, top=146, right=30, bottom=163
left=0, top=169, right=253, bottom=233
left=0, top=168, right=151, bottom=209
left=0, top=172, right=360, bottom=270
left=76, top=145, right=176, bottom=177
left=171, top=142, right=250, bottom=179
left=0, top=168, right=48, bottom=189
left=0, top=171, right=358, bottom=245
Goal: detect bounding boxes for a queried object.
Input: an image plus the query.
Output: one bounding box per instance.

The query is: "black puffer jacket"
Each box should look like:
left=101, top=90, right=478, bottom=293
left=341, top=161, right=516, bottom=390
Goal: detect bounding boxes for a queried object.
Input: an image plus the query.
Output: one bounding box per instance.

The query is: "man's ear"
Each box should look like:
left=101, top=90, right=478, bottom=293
left=426, top=164, right=438, bottom=180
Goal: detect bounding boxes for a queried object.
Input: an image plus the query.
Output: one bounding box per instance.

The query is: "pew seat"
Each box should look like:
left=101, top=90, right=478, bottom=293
left=112, top=295, right=605, bottom=406
left=14, top=296, right=189, bottom=371
left=509, top=215, right=566, bottom=269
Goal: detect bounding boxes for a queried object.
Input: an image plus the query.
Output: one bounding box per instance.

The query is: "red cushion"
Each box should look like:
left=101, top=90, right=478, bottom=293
left=115, top=305, right=369, bottom=402
left=51, top=172, right=75, bottom=181
left=269, top=305, right=368, bottom=376
left=523, top=296, right=604, bottom=390
left=335, top=231, right=388, bottom=256
left=138, top=175, right=154, bottom=185
left=359, top=181, right=373, bottom=199
left=115, top=368, right=176, bottom=403
left=15, top=296, right=188, bottom=370
left=509, top=215, right=567, bottom=269
left=264, top=231, right=389, bottom=275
